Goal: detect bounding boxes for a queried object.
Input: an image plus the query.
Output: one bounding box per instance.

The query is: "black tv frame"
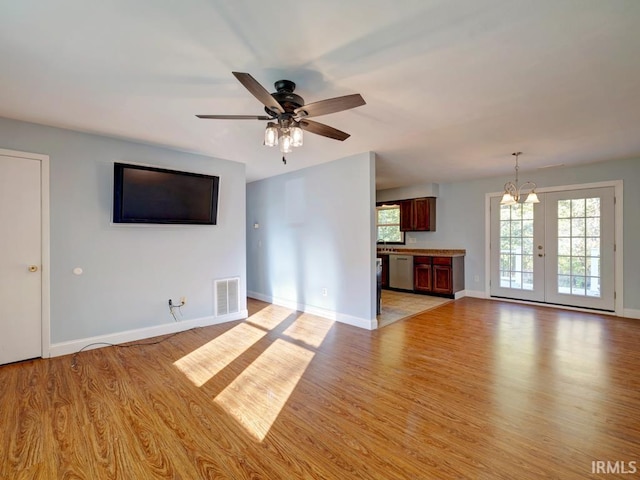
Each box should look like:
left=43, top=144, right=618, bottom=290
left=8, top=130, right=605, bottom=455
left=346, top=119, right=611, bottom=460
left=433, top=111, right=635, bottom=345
left=113, top=162, right=219, bottom=225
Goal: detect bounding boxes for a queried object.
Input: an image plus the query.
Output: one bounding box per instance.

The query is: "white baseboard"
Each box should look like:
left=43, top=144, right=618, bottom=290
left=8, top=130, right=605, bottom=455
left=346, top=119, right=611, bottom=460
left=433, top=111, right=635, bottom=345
left=459, top=290, right=487, bottom=299
left=248, top=291, right=376, bottom=330
left=48, top=310, right=248, bottom=358
left=623, top=308, right=640, bottom=319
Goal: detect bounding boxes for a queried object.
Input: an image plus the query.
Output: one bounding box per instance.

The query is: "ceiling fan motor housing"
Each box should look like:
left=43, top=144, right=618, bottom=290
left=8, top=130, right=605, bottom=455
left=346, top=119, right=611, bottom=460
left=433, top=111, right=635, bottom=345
left=264, top=79, right=304, bottom=116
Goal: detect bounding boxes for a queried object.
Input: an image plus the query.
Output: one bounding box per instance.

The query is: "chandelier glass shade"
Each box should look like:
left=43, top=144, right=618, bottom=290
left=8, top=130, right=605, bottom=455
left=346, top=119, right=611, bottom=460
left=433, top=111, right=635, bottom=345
left=264, top=120, right=303, bottom=153
left=500, top=152, right=540, bottom=205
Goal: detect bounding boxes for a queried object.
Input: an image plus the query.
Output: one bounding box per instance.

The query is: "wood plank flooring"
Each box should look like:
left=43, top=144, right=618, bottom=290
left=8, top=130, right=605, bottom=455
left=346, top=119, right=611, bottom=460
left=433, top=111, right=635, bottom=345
left=1, top=297, right=639, bottom=479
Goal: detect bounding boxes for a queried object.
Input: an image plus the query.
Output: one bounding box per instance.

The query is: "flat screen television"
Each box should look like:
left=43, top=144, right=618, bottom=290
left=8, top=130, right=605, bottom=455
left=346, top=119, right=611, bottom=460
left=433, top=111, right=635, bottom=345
left=113, top=163, right=219, bottom=224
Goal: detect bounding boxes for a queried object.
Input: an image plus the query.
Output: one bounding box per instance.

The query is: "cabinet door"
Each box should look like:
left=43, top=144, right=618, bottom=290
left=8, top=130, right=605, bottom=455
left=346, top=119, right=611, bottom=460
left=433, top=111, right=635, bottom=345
left=413, top=198, right=430, bottom=231
left=380, top=255, right=389, bottom=287
left=399, top=199, right=413, bottom=231
left=414, top=264, right=432, bottom=292
left=399, top=198, right=436, bottom=231
left=432, top=265, right=452, bottom=294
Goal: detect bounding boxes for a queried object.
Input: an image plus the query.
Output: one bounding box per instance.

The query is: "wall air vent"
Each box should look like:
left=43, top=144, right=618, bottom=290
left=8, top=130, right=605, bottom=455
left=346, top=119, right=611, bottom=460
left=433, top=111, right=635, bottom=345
left=214, top=277, right=240, bottom=316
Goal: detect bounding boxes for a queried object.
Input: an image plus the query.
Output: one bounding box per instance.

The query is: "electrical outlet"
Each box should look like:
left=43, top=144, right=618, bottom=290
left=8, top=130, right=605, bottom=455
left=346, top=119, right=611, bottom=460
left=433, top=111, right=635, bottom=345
left=474, top=275, right=480, bottom=282
left=321, top=288, right=328, bottom=297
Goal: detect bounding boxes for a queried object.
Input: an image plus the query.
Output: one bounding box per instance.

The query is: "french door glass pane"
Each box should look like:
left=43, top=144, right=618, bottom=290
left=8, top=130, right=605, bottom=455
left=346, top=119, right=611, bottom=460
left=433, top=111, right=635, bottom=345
left=556, top=197, right=601, bottom=297
left=499, top=203, right=535, bottom=290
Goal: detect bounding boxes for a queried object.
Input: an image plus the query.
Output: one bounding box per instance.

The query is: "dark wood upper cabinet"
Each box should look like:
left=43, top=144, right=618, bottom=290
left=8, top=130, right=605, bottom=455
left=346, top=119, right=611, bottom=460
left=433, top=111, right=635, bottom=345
left=399, top=197, right=436, bottom=232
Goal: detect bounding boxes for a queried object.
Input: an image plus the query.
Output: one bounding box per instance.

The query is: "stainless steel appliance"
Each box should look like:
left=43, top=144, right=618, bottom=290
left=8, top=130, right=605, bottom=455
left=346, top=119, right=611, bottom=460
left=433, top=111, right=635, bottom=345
left=389, top=254, right=414, bottom=290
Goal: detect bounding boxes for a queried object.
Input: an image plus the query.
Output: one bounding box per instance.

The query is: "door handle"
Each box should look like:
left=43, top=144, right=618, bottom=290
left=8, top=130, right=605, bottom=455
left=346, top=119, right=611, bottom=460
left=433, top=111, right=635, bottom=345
left=28, top=265, right=38, bottom=272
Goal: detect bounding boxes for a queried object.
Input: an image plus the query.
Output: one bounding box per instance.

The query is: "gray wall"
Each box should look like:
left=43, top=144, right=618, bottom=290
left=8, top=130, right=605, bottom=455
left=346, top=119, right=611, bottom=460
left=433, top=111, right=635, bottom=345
left=0, top=117, right=247, bottom=345
left=378, top=157, right=640, bottom=312
left=247, top=152, right=377, bottom=328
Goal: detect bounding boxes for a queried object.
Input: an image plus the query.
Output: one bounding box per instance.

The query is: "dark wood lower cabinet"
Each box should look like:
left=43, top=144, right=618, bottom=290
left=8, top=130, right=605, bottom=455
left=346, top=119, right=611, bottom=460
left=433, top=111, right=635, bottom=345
left=413, top=255, right=464, bottom=298
left=432, top=264, right=453, bottom=294
left=380, top=252, right=464, bottom=298
left=379, top=254, right=389, bottom=288
left=413, top=256, right=432, bottom=292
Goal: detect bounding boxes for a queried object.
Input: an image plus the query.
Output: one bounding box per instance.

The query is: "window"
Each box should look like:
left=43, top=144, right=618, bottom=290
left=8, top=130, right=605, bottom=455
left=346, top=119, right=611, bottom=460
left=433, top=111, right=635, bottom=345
left=499, top=203, right=535, bottom=290
left=556, top=197, right=601, bottom=297
left=376, top=204, right=404, bottom=244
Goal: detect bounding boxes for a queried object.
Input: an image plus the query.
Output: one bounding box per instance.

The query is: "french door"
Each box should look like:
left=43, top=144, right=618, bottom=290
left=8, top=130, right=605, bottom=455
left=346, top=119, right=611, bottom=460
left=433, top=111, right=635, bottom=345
left=490, top=186, right=615, bottom=311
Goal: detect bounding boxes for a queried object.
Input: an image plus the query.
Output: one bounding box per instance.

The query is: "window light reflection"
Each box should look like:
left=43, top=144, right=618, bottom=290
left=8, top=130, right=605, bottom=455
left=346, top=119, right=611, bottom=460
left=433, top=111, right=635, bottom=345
left=215, top=339, right=315, bottom=441
left=174, top=323, right=266, bottom=387
left=282, top=313, right=334, bottom=348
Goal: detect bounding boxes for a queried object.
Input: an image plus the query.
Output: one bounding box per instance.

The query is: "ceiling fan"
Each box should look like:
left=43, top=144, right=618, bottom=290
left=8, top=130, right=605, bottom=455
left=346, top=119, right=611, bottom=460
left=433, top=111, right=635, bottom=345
left=197, top=72, right=366, bottom=162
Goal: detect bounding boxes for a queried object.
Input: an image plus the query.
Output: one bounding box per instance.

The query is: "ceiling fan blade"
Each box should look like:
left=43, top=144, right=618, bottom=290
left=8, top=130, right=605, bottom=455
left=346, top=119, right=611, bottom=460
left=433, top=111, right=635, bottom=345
left=295, top=93, right=365, bottom=118
left=232, top=72, right=285, bottom=114
left=299, top=119, right=350, bottom=141
left=196, top=114, right=271, bottom=120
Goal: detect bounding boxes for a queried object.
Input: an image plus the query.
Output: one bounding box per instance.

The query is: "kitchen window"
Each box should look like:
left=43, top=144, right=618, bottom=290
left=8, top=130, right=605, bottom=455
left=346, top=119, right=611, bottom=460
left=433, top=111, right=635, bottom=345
left=376, top=204, right=405, bottom=244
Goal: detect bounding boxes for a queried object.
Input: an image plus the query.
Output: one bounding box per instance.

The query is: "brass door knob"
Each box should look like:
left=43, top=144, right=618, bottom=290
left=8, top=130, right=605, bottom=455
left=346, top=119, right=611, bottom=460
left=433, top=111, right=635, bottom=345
left=28, top=265, right=38, bottom=272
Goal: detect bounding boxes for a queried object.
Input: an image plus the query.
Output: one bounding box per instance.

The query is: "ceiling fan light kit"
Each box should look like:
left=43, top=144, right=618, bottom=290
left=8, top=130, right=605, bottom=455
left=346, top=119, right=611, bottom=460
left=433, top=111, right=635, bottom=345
left=500, top=152, right=541, bottom=205
left=197, top=72, right=365, bottom=161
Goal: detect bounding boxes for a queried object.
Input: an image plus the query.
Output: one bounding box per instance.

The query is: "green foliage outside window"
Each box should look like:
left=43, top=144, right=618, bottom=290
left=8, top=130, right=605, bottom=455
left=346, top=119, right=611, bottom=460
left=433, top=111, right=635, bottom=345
left=376, top=205, right=404, bottom=243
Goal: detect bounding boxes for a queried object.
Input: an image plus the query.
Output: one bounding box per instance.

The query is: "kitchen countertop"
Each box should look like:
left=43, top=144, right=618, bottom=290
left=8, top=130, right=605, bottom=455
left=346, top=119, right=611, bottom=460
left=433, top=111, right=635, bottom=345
left=377, top=248, right=466, bottom=257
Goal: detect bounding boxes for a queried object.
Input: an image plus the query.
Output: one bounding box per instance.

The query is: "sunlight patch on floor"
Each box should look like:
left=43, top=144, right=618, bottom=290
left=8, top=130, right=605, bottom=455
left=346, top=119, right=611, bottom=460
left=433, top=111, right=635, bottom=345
left=174, top=323, right=266, bottom=387
left=215, top=339, right=315, bottom=441
left=246, top=304, right=295, bottom=330
left=282, top=313, right=334, bottom=348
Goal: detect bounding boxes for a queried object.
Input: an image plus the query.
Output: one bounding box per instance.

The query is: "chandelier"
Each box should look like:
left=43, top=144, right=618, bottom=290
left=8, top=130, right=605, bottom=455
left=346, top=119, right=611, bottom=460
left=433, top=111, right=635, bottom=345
left=264, top=118, right=303, bottom=154
left=500, top=152, right=540, bottom=205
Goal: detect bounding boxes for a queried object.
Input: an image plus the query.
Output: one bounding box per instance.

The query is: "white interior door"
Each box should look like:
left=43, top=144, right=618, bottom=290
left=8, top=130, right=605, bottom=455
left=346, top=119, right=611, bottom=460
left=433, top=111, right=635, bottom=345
left=490, top=186, right=616, bottom=312
left=0, top=154, right=42, bottom=364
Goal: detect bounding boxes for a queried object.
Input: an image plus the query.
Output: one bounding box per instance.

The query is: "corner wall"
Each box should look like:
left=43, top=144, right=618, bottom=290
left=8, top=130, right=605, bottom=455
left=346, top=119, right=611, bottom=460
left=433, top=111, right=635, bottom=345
left=0, top=117, right=247, bottom=354
left=247, top=152, right=377, bottom=329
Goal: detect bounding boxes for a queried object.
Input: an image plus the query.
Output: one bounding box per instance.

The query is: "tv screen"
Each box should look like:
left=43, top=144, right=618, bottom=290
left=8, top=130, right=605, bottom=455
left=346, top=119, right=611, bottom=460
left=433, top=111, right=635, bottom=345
left=113, top=163, right=219, bottom=225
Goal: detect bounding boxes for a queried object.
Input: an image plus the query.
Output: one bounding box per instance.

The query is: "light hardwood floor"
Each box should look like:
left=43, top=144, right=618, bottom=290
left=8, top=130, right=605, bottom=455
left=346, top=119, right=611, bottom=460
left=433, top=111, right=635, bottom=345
left=1, top=298, right=639, bottom=479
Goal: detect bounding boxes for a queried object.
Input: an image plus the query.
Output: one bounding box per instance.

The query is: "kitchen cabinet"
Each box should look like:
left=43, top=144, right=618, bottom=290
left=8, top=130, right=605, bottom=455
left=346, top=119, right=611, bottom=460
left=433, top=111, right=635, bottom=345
left=413, top=255, right=464, bottom=298
left=379, top=254, right=389, bottom=288
left=413, top=256, right=432, bottom=292
left=399, top=197, right=436, bottom=232
left=432, top=257, right=454, bottom=295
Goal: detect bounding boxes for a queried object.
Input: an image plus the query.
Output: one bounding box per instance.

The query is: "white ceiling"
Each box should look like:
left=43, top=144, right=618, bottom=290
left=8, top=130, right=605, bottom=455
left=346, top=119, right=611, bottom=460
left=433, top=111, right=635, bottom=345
left=1, top=0, right=639, bottom=189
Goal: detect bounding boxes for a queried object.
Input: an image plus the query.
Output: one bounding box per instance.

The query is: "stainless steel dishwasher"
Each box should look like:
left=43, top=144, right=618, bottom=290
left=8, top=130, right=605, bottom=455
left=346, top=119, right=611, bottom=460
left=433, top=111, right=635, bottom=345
left=388, top=254, right=414, bottom=291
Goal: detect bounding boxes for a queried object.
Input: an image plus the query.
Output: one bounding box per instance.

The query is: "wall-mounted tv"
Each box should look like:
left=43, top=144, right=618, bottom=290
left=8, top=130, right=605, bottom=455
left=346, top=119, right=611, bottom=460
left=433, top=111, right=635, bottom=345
left=113, top=163, right=219, bottom=225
